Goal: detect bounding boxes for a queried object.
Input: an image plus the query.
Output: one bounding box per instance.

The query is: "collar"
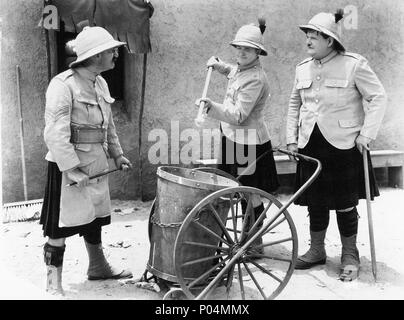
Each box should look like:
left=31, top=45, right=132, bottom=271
left=237, top=58, right=261, bottom=72
left=314, top=50, right=338, bottom=65
left=74, top=67, right=98, bottom=83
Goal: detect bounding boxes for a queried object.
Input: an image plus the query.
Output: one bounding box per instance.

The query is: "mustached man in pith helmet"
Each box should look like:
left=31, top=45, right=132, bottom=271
left=196, top=19, right=280, bottom=256
left=40, top=26, right=133, bottom=295
left=286, top=10, right=387, bottom=281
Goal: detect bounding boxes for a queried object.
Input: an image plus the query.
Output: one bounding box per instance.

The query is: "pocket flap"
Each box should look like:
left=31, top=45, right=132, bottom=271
left=338, top=118, right=362, bottom=128
left=74, top=144, right=92, bottom=152
left=325, top=79, right=349, bottom=88
left=296, top=80, right=313, bottom=90
left=76, top=96, right=98, bottom=106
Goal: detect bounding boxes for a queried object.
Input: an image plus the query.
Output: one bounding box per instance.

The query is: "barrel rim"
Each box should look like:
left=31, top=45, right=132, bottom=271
left=157, top=166, right=239, bottom=191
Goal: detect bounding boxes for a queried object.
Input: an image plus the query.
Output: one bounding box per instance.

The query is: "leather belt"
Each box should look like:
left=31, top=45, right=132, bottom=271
left=70, top=125, right=106, bottom=144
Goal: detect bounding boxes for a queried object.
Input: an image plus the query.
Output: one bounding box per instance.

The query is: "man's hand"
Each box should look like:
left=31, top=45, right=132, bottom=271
left=206, top=56, right=221, bottom=70
left=115, top=155, right=132, bottom=171
left=194, top=97, right=213, bottom=112
left=355, top=134, right=371, bottom=154
left=287, top=143, right=299, bottom=162
left=66, top=168, right=90, bottom=187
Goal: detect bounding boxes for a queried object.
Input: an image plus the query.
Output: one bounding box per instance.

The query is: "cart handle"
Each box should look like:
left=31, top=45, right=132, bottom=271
left=195, top=150, right=322, bottom=300
left=275, top=148, right=320, bottom=165
left=241, top=148, right=322, bottom=250
left=236, top=148, right=321, bottom=180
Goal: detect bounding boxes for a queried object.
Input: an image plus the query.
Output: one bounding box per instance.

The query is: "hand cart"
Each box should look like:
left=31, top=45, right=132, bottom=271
left=139, top=148, right=321, bottom=300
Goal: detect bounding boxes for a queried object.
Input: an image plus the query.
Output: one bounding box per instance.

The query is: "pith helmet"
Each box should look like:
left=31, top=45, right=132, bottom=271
left=230, top=18, right=268, bottom=56
left=69, top=26, right=126, bottom=68
left=299, top=9, right=345, bottom=51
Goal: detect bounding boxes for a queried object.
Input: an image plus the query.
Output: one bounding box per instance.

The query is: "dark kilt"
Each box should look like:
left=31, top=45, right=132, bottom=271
left=218, top=134, right=280, bottom=193
left=294, top=124, right=379, bottom=209
left=40, top=161, right=110, bottom=239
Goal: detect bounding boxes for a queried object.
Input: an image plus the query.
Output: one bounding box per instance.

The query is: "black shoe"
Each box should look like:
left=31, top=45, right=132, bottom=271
left=294, top=258, right=326, bottom=270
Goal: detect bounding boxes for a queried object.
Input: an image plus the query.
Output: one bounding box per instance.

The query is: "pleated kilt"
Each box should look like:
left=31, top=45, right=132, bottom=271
left=294, top=124, right=379, bottom=209
left=40, top=161, right=110, bottom=239
left=218, top=134, right=280, bottom=193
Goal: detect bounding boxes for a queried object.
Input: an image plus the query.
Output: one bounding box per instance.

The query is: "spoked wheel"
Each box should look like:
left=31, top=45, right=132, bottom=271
left=173, top=186, right=298, bottom=300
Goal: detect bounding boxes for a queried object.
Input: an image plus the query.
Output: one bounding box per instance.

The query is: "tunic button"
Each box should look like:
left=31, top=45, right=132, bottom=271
left=316, top=76, right=321, bottom=80
left=315, top=99, right=319, bottom=103
left=316, top=88, right=320, bottom=91
left=315, top=112, right=319, bottom=116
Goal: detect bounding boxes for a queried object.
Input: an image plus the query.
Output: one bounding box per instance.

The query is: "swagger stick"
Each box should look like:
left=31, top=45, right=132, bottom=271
left=363, top=150, right=377, bottom=281
left=66, top=168, right=122, bottom=187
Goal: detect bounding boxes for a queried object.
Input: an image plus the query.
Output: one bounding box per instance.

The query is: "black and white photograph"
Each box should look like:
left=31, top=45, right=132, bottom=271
left=0, top=0, right=403, bottom=304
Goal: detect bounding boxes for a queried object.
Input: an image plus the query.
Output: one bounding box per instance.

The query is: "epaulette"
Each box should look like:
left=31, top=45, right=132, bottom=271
left=55, top=69, right=74, bottom=81
left=341, top=52, right=362, bottom=60
left=297, top=57, right=314, bottom=67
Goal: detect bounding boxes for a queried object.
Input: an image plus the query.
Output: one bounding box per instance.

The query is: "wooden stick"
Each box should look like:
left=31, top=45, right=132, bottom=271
left=195, top=66, right=213, bottom=125
left=363, top=150, right=377, bottom=281
left=16, top=65, right=28, bottom=201
left=66, top=168, right=121, bottom=186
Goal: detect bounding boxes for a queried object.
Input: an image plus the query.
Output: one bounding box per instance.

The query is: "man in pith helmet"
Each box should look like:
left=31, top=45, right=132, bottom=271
left=286, top=10, right=387, bottom=281
left=40, top=26, right=133, bottom=295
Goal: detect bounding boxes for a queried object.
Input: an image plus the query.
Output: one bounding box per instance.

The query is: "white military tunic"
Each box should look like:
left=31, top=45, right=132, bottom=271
left=286, top=51, right=387, bottom=150
left=207, top=58, right=271, bottom=145
left=44, top=67, right=123, bottom=227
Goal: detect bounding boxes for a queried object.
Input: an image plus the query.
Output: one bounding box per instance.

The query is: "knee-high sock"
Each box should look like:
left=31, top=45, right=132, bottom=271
left=308, top=206, right=329, bottom=232
left=336, top=207, right=358, bottom=237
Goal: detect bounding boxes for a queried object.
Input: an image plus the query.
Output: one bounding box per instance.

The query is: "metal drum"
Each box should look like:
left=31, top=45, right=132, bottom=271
left=147, top=166, right=239, bottom=283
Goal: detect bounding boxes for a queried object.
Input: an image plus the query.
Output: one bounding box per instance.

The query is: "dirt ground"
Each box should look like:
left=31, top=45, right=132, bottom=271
left=1, top=187, right=404, bottom=300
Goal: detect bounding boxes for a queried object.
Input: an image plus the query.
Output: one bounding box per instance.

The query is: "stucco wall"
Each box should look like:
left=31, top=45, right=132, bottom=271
left=140, top=0, right=404, bottom=199
left=1, top=0, right=49, bottom=203
left=2, top=0, right=404, bottom=203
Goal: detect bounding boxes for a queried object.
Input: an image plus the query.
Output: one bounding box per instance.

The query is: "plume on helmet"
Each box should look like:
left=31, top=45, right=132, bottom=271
left=335, top=9, right=344, bottom=23
left=258, top=17, right=266, bottom=34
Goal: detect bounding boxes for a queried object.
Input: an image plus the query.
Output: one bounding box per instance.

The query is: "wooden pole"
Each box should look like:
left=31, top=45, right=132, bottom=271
left=363, top=150, right=377, bottom=281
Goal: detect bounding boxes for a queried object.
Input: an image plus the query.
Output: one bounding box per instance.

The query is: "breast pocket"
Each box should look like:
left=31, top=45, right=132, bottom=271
left=227, top=83, right=241, bottom=103
left=72, top=96, right=101, bottom=124
left=296, top=80, right=313, bottom=104
left=324, top=79, right=349, bottom=107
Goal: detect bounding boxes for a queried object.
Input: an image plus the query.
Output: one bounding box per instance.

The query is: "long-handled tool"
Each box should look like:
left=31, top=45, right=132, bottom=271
left=194, top=66, right=213, bottom=127
left=363, top=150, right=377, bottom=281
left=16, top=65, right=28, bottom=202
left=2, top=66, right=44, bottom=223
left=66, top=167, right=123, bottom=186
